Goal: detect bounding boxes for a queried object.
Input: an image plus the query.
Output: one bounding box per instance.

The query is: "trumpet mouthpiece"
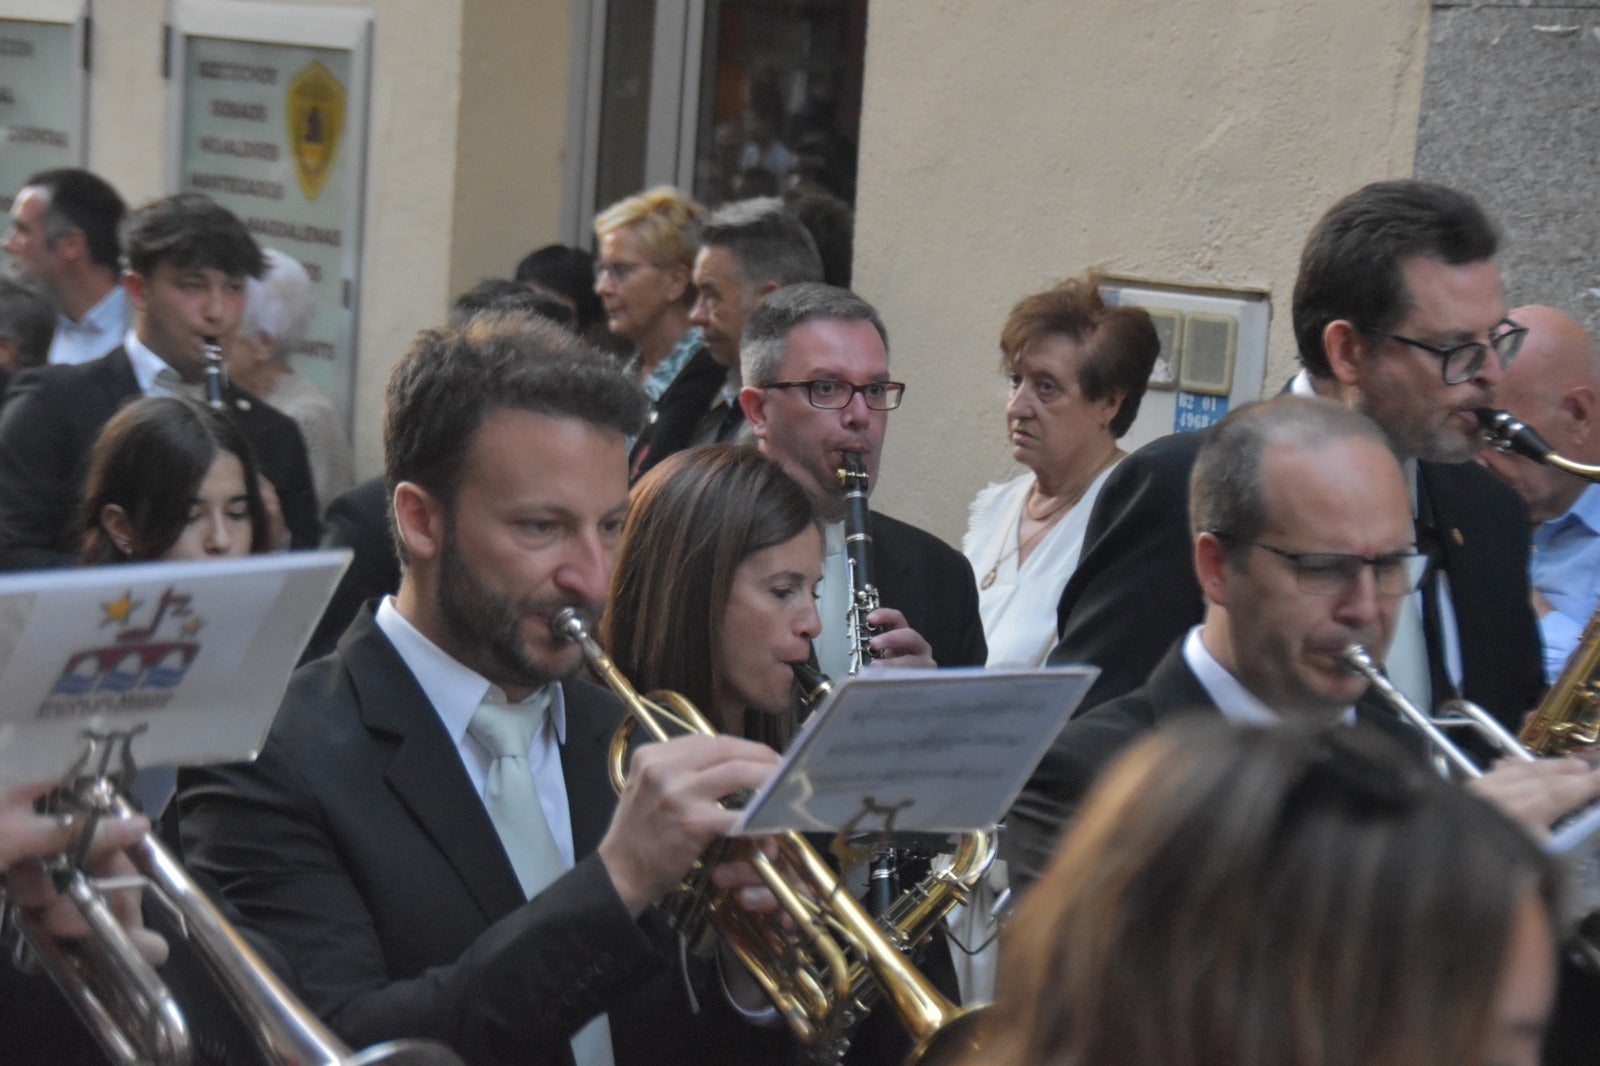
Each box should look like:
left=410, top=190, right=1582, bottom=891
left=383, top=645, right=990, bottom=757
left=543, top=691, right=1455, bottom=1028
left=1340, top=644, right=1377, bottom=673
left=551, top=608, right=589, bottom=642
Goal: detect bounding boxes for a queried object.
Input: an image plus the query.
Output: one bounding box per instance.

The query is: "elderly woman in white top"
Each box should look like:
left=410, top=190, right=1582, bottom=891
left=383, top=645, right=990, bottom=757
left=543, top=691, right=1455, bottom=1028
left=964, top=272, right=1159, bottom=667
left=225, top=247, right=354, bottom=509
left=950, top=272, right=1161, bottom=1007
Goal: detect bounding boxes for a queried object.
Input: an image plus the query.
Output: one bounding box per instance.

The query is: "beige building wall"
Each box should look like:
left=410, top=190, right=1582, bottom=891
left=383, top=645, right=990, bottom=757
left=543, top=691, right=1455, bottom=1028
left=83, top=0, right=573, bottom=479
left=855, top=1, right=1431, bottom=545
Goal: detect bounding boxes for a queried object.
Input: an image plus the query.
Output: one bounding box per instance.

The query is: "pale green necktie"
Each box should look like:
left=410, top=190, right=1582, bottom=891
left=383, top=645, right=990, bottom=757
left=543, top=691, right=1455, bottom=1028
left=468, top=691, right=615, bottom=1066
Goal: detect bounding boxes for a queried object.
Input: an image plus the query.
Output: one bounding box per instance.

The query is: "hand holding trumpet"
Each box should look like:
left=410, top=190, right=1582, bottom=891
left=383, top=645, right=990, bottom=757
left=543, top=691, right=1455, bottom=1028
left=1, top=781, right=167, bottom=965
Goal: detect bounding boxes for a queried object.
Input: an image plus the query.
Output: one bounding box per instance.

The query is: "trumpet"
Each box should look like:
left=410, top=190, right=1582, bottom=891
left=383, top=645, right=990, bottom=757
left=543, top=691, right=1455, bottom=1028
left=2, top=730, right=460, bottom=1066
left=1342, top=644, right=1600, bottom=971
left=553, top=608, right=988, bottom=1065
left=1339, top=644, right=1533, bottom=778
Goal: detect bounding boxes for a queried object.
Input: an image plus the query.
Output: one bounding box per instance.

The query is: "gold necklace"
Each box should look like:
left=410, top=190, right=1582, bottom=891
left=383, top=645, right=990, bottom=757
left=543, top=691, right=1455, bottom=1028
left=979, top=451, right=1122, bottom=590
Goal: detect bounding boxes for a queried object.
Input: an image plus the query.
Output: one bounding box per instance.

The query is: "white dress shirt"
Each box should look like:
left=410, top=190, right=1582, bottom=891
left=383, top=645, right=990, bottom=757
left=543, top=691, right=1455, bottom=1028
left=47, top=285, right=129, bottom=365
left=374, top=597, right=576, bottom=865
left=1183, top=626, right=1355, bottom=725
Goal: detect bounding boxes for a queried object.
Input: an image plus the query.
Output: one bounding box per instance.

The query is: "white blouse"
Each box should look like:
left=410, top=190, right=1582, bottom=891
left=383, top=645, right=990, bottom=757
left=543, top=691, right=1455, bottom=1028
left=961, top=463, right=1121, bottom=667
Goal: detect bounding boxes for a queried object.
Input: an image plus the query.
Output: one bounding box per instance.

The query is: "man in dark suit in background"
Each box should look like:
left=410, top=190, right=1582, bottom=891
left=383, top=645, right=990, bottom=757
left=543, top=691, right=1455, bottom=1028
left=0, top=193, right=319, bottom=570
left=178, top=314, right=784, bottom=1065
left=658, top=198, right=826, bottom=464
left=1047, top=180, right=1543, bottom=731
left=739, top=283, right=987, bottom=674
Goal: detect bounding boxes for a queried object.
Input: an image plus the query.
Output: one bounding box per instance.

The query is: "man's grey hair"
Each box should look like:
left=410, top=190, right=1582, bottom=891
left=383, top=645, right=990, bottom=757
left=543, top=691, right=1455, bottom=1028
left=0, top=269, right=57, bottom=370
left=740, top=283, right=889, bottom=385
left=701, top=198, right=823, bottom=291
left=239, top=248, right=316, bottom=362
left=1190, top=395, right=1394, bottom=561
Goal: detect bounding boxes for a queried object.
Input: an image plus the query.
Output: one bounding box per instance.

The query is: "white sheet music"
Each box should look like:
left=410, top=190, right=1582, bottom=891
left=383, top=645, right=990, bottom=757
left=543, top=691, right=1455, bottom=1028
left=0, top=551, right=349, bottom=784
left=733, top=665, right=1097, bottom=835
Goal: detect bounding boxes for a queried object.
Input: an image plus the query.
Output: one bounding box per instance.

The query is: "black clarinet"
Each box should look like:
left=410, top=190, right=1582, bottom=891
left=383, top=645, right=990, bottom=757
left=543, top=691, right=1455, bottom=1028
left=838, top=453, right=882, bottom=675
left=202, top=337, right=226, bottom=411
left=837, top=452, right=896, bottom=915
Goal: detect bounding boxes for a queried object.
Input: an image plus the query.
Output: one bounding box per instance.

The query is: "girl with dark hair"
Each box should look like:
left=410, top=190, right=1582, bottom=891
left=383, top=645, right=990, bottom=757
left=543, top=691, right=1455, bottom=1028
left=80, top=395, right=271, bottom=564
left=981, top=719, right=1562, bottom=1066
left=603, top=443, right=821, bottom=741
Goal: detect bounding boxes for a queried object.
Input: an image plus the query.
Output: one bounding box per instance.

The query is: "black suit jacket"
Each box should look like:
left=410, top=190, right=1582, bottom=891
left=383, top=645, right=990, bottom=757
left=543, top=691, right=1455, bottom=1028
left=304, top=477, right=397, bottom=663
left=177, top=609, right=762, bottom=1066
left=629, top=346, right=725, bottom=481
left=1044, top=428, right=1544, bottom=729
left=0, top=347, right=319, bottom=569
left=870, top=510, right=988, bottom=668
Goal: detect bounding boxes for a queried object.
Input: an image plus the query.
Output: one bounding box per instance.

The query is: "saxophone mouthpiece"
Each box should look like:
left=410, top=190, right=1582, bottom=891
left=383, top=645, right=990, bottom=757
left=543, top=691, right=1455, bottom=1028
left=1477, top=408, right=1555, bottom=461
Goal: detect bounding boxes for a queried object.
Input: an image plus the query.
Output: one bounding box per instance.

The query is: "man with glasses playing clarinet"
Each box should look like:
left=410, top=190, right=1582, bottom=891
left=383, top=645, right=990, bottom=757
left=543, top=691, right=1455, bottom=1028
left=737, top=283, right=987, bottom=679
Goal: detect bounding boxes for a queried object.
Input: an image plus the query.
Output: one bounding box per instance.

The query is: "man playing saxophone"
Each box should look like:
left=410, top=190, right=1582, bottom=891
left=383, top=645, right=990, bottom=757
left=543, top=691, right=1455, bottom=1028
left=178, top=313, right=794, bottom=1066
left=1478, top=306, right=1600, bottom=683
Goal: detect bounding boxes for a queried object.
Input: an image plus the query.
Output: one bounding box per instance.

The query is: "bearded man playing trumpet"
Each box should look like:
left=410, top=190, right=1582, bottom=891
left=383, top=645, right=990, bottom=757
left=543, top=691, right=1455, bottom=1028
left=178, top=314, right=792, bottom=1066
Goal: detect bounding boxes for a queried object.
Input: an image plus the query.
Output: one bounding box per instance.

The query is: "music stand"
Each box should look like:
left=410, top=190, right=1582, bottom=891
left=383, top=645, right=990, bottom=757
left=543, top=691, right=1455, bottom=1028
left=733, top=665, right=1098, bottom=837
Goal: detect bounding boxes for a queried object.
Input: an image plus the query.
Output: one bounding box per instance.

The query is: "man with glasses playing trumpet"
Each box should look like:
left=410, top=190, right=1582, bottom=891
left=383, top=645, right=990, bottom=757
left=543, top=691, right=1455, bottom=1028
left=177, top=313, right=791, bottom=1066
left=1015, top=396, right=1600, bottom=867
left=1013, top=395, right=1600, bottom=1066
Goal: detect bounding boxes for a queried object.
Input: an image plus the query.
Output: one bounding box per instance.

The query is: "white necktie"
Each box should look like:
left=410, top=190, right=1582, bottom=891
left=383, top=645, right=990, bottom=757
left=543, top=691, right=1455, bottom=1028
left=468, top=692, right=616, bottom=1066
left=468, top=692, right=565, bottom=897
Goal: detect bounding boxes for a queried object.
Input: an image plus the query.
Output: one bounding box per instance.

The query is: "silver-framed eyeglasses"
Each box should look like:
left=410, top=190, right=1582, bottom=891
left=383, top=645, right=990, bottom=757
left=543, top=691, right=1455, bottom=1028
left=1385, top=318, right=1528, bottom=386
left=762, top=379, right=906, bottom=411
left=593, top=259, right=652, bottom=284
left=1209, top=533, right=1428, bottom=596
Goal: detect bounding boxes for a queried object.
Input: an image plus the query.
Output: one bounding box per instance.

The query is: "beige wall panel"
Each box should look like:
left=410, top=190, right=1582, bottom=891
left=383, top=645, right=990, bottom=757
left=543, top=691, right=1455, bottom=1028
left=85, top=0, right=169, bottom=203
left=452, top=1, right=574, bottom=306
left=855, top=0, right=1430, bottom=544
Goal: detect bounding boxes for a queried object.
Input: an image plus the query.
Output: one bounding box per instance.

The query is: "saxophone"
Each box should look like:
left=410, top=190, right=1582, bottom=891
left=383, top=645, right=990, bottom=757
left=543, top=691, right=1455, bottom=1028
left=1476, top=408, right=1600, bottom=753
left=1521, top=607, right=1600, bottom=754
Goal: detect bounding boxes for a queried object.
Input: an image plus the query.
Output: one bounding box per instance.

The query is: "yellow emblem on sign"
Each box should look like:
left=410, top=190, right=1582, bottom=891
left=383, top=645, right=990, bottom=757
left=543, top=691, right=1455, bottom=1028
left=286, top=60, right=345, bottom=201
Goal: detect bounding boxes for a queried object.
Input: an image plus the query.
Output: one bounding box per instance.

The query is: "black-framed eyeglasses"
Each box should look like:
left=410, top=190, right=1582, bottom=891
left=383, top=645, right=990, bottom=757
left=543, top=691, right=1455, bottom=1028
left=762, top=379, right=906, bottom=411
left=1384, top=318, right=1528, bottom=386
left=1208, top=533, right=1427, bottom=596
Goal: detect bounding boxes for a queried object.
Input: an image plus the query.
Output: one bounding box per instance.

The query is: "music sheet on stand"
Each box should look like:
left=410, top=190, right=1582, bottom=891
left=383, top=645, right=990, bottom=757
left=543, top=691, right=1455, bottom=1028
left=0, top=551, right=349, bottom=784
left=733, top=666, right=1097, bottom=836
